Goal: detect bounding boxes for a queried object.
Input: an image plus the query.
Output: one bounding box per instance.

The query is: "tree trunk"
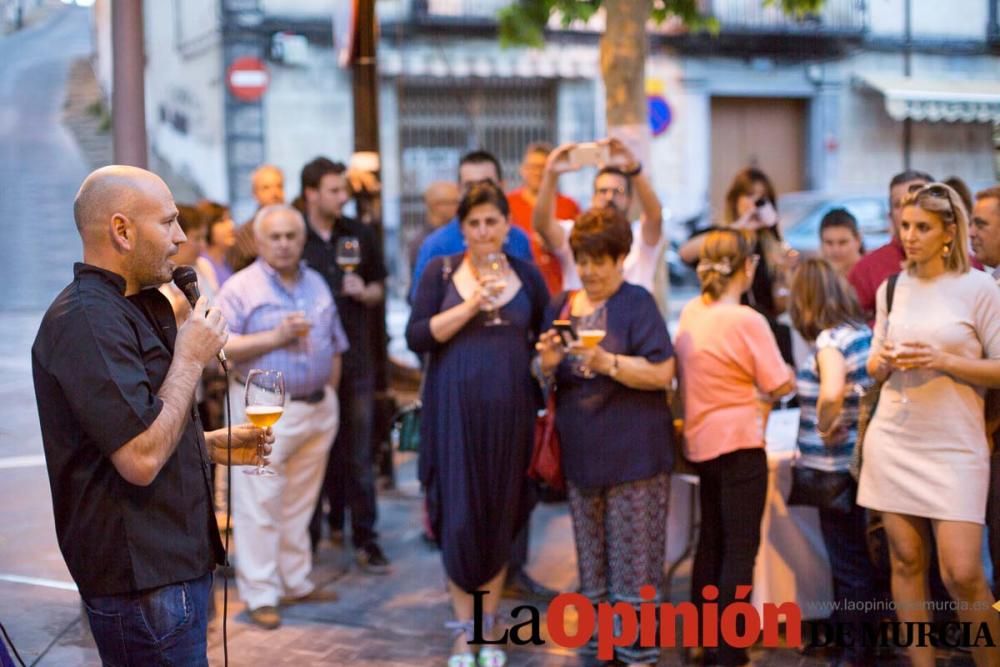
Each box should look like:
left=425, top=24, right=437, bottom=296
left=601, top=0, right=652, bottom=213
left=601, top=0, right=650, bottom=129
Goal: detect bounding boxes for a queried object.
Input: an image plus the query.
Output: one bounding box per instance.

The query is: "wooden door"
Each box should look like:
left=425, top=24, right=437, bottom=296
left=710, top=96, right=806, bottom=218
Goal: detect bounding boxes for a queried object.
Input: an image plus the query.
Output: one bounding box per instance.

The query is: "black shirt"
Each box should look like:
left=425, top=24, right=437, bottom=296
left=32, top=264, right=224, bottom=598
left=302, top=216, right=388, bottom=381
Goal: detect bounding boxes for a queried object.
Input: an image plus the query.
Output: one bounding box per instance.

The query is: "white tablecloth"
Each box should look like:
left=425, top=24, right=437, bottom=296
left=666, top=408, right=834, bottom=620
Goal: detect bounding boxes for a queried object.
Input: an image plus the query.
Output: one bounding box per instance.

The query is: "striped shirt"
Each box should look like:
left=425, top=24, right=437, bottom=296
left=796, top=323, right=873, bottom=472
left=216, top=259, right=349, bottom=397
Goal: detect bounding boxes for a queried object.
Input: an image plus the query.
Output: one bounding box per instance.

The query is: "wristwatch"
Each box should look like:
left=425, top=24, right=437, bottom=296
left=622, top=162, right=642, bottom=177
left=609, top=354, right=620, bottom=378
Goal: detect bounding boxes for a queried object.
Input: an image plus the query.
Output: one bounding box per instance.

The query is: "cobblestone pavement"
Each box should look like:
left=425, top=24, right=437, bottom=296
left=0, top=5, right=978, bottom=667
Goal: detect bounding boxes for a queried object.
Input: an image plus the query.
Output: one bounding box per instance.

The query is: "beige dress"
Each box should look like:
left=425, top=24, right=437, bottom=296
left=857, top=269, right=1000, bottom=523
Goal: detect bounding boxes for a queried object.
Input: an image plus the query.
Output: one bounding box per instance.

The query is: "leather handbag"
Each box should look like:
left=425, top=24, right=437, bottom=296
left=529, top=390, right=565, bottom=491
left=527, top=292, right=574, bottom=492
left=787, top=465, right=856, bottom=514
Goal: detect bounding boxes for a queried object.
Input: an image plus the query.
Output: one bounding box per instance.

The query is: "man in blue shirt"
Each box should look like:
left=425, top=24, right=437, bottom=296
left=409, top=150, right=532, bottom=302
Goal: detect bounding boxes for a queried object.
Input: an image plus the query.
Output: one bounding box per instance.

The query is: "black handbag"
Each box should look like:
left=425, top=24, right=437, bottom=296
left=787, top=465, right=857, bottom=514
left=391, top=401, right=422, bottom=453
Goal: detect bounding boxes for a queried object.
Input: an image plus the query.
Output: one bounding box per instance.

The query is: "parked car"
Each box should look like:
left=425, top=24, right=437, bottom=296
left=779, top=192, right=890, bottom=257
left=666, top=193, right=891, bottom=289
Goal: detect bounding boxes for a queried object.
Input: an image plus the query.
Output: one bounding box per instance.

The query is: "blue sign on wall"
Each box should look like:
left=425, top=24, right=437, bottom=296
left=648, top=95, right=672, bottom=136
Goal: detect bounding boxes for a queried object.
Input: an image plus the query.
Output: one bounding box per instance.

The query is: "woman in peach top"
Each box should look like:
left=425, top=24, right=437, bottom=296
left=674, top=229, right=794, bottom=667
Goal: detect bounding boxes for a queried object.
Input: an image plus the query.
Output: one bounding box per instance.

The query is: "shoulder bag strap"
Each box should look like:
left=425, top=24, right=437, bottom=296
left=886, top=272, right=899, bottom=314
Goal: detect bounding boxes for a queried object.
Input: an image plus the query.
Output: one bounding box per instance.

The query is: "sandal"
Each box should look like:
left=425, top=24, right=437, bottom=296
left=445, top=619, right=477, bottom=667
left=447, top=653, right=476, bottom=667
left=477, top=646, right=507, bottom=667
left=477, top=614, right=507, bottom=666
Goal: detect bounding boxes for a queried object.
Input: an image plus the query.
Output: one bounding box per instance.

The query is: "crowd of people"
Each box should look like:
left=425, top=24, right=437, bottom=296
left=405, top=146, right=1000, bottom=667
left=31, top=136, right=1000, bottom=667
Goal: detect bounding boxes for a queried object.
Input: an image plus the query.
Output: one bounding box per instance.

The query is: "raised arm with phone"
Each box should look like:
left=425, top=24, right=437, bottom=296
left=531, top=138, right=665, bottom=296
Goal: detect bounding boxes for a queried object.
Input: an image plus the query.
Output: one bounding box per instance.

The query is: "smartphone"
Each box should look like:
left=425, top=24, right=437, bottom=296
left=568, top=142, right=609, bottom=169
left=553, top=319, right=576, bottom=347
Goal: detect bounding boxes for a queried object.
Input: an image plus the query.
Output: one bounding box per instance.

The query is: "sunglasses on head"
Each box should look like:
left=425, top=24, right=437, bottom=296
left=907, top=182, right=957, bottom=219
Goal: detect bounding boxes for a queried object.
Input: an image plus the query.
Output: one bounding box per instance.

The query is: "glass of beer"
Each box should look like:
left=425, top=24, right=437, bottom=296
left=243, top=369, right=285, bottom=476
left=336, top=236, right=361, bottom=274
left=573, top=306, right=607, bottom=379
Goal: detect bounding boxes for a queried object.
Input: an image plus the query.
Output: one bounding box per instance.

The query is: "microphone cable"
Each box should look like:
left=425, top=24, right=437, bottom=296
left=221, top=362, right=233, bottom=667
left=0, top=619, right=26, bottom=667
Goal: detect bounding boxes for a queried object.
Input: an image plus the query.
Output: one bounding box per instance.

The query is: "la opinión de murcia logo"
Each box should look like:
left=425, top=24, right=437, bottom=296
left=469, top=586, right=999, bottom=659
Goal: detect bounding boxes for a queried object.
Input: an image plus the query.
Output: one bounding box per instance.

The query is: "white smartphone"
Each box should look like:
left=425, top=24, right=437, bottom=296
left=568, top=142, right=609, bottom=169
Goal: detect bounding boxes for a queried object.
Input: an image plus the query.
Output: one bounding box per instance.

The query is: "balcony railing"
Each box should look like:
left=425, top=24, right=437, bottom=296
left=413, top=0, right=511, bottom=22
left=709, top=0, right=867, bottom=35
left=408, top=0, right=867, bottom=37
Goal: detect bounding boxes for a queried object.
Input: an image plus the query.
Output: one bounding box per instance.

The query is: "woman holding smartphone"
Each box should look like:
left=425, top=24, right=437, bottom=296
left=680, top=168, right=796, bottom=363
left=536, top=207, right=674, bottom=667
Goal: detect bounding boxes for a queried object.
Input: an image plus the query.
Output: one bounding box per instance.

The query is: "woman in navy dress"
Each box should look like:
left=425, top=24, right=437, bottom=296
left=406, top=181, right=548, bottom=667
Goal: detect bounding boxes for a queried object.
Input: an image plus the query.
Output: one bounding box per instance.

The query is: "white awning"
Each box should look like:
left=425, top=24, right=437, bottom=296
left=858, top=74, right=1000, bottom=124
left=378, top=42, right=599, bottom=80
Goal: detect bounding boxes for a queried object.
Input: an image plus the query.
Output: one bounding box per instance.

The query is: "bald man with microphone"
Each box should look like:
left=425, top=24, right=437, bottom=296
left=32, top=165, right=273, bottom=666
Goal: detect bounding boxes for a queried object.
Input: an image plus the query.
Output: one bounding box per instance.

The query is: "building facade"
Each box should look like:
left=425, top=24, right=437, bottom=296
left=93, top=0, right=1000, bottom=282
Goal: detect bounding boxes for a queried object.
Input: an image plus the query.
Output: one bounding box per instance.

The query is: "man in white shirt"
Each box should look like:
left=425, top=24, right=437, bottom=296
left=969, top=184, right=1000, bottom=598
left=531, top=138, right=667, bottom=310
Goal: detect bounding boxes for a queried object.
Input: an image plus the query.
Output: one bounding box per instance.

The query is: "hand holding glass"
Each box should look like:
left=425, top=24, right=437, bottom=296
left=243, top=369, right=284, bottom=476
left=476, top=252, right=509, bottom=326
left=572, top=306, right=607, bottom=379
left=887, top=320, right=915, bottom=404
left=336, top=236, right=362, bottom=274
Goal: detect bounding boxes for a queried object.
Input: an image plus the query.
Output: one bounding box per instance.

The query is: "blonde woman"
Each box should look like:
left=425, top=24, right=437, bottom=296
left=859, top=183, right=1000, bottom=667
left=675, top=229, right=794, bottom=667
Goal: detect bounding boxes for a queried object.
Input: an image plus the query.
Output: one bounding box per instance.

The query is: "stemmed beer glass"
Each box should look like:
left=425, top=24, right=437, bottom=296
left=573, top=306, right=607, bottom=379
left=243, top=369, right=284, bottom=476
left=476, top=252, right=509, bottom=326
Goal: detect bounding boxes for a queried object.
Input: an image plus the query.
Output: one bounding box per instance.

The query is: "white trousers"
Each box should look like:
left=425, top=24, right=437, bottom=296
left=228, top=381, right=339, bottom=610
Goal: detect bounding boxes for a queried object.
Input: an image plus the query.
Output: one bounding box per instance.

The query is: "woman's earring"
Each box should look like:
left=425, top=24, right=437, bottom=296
left=942, top=243, right=951, bottom=257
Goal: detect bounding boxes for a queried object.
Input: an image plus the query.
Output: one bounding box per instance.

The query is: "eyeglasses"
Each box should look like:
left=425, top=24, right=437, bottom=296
left=595, top=186, right=627, bottom=197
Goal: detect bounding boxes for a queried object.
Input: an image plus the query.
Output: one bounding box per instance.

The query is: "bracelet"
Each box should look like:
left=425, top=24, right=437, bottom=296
left=622, top=162, right=642, bottom=177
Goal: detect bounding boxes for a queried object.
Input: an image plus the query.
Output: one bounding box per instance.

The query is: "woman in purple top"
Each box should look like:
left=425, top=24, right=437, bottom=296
left=197, top=200, right=236, bottom=286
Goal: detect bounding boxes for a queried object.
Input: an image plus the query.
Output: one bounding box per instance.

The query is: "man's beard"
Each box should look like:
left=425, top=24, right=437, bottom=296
left=131, top=249, right=173, bottom=288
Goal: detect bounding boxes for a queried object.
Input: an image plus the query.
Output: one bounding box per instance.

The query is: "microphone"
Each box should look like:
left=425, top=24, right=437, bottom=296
left=172, top=266, right=227, bottom=365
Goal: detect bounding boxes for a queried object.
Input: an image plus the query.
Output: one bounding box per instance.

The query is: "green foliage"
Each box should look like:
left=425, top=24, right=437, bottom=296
left=499, top=0, right=825, bottom=47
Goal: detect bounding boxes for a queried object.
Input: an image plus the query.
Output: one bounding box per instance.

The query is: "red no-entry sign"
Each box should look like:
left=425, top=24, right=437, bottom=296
left=227, top=57, right=269, bottom=102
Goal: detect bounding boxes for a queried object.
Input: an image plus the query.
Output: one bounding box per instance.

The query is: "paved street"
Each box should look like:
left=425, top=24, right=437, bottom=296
left=0, top=5, right=975, bottom=667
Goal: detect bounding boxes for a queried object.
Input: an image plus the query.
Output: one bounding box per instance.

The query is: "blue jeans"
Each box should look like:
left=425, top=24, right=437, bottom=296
left=818, top=501, right=878, bottom=664
left=82, top=572, right=212, bottom=667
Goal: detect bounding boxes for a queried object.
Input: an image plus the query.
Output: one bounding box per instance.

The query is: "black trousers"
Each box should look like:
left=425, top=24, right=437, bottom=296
left=987, top=448, right=1000, bottom=599
left=310, top=377, right=378, bottom=548
left=692, top=448, right=768, bottom=667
